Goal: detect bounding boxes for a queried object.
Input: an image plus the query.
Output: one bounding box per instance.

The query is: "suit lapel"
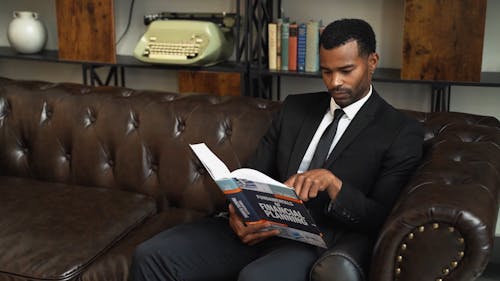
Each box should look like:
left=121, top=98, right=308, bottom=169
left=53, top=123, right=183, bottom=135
left=324, top=92, right=382, bottom=168
left=286, top=94, right=330, bottom=178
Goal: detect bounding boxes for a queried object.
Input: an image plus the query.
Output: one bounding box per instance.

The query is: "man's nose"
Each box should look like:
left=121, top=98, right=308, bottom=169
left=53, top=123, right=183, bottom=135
left=327, top=73, right=343, bottom=88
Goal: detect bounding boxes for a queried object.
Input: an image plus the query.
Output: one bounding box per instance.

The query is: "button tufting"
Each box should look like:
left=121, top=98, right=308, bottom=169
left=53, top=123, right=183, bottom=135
left=121, top=90, right=133, bottom=97
left=163, top=95, right=175, bottom=102
left=193, top=161, right=206, bottom=175
left=129, top=111, right=140, bottom=129
left=0, top=98, right=11, bottom=119
left=452, top=154, right=462, bottom=162
left=176, top=118, right=186, bottom=133
left=84, top=107, right=97, bottom=127
left=151, top=164, right=158, bottom=173
left=208, top=96, right=220, bottom=105
left=80, top=87, right=92, bottom=94
left=424, top=131, right=435, bottom=142
left=40, top=102, right=52, bottom=123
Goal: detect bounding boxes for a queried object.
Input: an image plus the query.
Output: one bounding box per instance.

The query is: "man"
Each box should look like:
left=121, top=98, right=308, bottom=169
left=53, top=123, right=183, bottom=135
left=129, top=18, right=423, bottom=281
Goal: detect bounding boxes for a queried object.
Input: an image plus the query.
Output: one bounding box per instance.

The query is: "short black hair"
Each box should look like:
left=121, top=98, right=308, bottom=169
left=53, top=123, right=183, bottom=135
left=319, top=18, right=376, bottom=57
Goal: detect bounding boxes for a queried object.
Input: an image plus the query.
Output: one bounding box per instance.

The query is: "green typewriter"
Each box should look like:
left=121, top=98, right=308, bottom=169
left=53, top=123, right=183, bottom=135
left=133, top=13, right=235, bottom=66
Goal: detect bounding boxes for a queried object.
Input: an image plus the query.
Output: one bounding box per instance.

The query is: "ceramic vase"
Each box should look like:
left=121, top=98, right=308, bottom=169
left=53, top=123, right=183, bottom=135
left=7, top=11, right=47, bottom=54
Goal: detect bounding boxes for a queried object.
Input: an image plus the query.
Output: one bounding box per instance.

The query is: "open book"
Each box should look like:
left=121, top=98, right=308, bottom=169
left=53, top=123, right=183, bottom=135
left=190, top=143, right=327, bottom=248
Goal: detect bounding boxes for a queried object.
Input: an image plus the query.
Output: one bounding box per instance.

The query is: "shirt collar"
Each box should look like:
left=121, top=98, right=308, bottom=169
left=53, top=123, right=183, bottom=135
left=330, top=85, right=373, bottom=120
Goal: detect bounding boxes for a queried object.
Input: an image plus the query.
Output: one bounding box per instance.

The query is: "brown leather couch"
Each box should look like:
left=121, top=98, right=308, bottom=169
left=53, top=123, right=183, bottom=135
left=0, top=77, right=498, bottom=281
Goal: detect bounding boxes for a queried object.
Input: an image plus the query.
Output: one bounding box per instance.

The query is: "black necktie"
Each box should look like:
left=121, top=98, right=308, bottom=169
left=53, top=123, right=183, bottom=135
left=308, top=108, right=345, bottom=169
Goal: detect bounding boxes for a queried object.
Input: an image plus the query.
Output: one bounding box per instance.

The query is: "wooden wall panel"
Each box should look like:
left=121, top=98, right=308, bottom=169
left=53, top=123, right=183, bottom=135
left=56, top=0, right=116, bottom=63
left=401, top=0, right=486, bottom=82
left=178, top=71, right=241, bottom=96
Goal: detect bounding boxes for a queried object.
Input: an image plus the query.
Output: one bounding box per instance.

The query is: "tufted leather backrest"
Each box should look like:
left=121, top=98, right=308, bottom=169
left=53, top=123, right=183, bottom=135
left=0, top=77, right=280, bottom=214
left=401, top=109, right=500, bottom=200
left=1, top=77, right=499, bottom=222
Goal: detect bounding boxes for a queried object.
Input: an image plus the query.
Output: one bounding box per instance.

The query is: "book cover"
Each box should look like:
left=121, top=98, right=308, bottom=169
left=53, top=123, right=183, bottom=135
left=268, top=22, right=277, bottom=70
left=276, top=18, right=283, bottom=71
left=281, top=22, right=289, bottom=71
left=190, top=143, right=327, bottom=248
left=288, top=23, right=298, bottom=71
left=297, top=23, right=307, bottom=72
left=306, top=20, right=320, bottom=72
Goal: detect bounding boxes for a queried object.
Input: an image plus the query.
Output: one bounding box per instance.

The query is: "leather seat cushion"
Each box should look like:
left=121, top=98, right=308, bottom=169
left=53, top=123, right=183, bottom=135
left=0, top=176, right=156, bottom=281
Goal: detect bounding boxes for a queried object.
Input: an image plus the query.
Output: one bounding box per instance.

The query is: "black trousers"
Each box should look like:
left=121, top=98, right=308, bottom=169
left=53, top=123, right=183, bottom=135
left=129, top=217, right=327, bottom=281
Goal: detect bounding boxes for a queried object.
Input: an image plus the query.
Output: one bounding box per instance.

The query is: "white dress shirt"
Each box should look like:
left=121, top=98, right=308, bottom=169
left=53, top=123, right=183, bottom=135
left=297, top=85, right=373, bottom=173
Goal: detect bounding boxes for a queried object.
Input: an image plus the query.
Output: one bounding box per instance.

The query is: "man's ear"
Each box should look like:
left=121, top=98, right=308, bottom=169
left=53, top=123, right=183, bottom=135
left=368, top=53, right=379, bottom=74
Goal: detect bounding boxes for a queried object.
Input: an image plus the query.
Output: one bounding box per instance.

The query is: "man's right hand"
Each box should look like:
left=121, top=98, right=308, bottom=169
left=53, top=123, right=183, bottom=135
left=228, top=204, right=280, bottom=245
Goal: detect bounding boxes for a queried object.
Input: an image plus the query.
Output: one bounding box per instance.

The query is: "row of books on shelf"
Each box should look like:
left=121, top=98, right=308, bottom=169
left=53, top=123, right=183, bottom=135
left=268, top=19, right=323, bottom=72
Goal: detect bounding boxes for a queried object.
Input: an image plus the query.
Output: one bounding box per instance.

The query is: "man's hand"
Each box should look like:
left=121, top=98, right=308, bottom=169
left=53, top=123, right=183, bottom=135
left=284, top=169, right=343, bottom=201
left=228, top=204, right=279, bottom=245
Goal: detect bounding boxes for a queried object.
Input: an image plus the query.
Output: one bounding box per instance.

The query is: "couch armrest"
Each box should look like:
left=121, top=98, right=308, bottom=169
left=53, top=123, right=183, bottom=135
left=310, top=179, right=498, bottom=281
left=370, top=157, right=499, bottom=281
left=310, top=232, right=371, bottom=281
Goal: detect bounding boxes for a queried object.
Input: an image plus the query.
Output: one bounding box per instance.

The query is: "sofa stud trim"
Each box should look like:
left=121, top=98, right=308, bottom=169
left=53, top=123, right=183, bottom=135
left=393, top=222, right=465, bottom=280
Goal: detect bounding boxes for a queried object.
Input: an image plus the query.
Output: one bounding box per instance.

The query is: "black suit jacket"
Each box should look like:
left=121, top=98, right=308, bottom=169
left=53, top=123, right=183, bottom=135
left=247, top=90, right=424, bottom=238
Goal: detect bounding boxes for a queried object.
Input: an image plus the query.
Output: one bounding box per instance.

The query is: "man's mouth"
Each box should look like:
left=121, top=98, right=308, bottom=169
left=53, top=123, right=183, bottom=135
left=331, top=90, right=351, bottom=97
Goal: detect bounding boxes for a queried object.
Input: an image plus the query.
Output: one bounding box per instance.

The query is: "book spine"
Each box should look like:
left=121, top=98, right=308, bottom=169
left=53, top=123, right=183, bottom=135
left=305, top=20, right=320, bottom=72
left=288, top=23, right=298, bottom=71
left=281, top=22, right=289, bottom=71
left=268, top=22, right=277, bottom=70
left=297, top=23, right=307, bottom=72
left=276, top=19, right=282, bottom=71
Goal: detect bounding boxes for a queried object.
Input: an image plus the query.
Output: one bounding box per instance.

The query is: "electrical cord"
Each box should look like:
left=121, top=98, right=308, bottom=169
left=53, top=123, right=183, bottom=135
left=116, top=0, right=136, bottom=45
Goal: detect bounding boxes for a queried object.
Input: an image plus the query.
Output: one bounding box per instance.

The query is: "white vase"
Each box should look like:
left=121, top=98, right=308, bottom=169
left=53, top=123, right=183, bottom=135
left=7, top=11, right=47, bottom=54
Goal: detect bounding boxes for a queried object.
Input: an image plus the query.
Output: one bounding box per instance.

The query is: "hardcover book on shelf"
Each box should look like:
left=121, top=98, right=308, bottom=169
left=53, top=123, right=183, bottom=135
left=268, top=22, right=277, bottom=70
left=281, top=22, right=289, bottom=71
left=297, top=23, right=307, bottom=72
left=276, top=18, right=283, bottom=71
left=305, top=20, right=320, bottom=72
left=288, top=23, right=298, bottom=71
left=190, top=143, right=327, bottom=248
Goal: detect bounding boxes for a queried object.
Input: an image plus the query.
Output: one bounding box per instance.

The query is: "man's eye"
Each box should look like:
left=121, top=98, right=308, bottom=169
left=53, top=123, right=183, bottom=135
left=341, top=69, right=352, bottom=74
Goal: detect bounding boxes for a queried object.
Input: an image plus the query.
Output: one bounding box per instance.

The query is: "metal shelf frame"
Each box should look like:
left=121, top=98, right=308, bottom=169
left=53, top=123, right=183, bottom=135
left=2, top=0, right=500, bottom=111
left=247, top=0, right=500, bottom=111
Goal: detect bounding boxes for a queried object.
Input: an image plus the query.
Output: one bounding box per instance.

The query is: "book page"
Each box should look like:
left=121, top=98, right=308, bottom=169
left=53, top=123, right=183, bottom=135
left=230, top=168, right=289, bottom=188
left=189, top=143, right=231, bottom=180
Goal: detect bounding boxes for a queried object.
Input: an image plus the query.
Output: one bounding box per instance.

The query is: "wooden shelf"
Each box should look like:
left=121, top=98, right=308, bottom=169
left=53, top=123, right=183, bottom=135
left=2, top=0, right=499, bottom=107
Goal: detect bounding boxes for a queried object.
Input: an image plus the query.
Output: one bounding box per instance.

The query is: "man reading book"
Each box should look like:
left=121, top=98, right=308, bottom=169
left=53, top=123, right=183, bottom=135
left=129, top=18, right=423, bottom=281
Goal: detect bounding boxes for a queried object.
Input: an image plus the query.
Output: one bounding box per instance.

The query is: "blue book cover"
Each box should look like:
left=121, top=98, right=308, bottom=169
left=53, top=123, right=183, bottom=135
left=281, top=22, right=289, bottom=71
left=297, top=23, right=307, bottom=72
